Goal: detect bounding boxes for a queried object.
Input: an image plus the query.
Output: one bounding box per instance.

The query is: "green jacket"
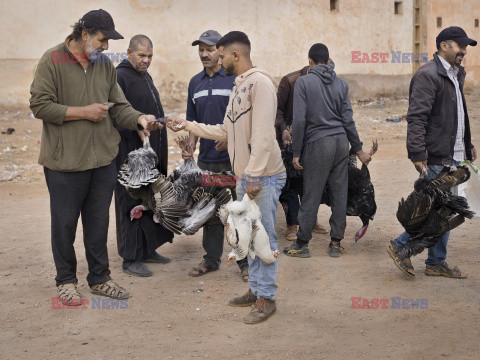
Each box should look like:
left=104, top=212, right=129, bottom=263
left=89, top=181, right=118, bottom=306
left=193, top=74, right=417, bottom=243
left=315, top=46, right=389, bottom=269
left=30, top=41, right=143, bottom=172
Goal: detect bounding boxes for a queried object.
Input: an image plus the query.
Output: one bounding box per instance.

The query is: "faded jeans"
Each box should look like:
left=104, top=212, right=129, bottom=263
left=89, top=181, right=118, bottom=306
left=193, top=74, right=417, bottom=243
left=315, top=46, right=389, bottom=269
left=236, top=172, right=286, bottom=300
left=394, top=162, right=459, bottom=265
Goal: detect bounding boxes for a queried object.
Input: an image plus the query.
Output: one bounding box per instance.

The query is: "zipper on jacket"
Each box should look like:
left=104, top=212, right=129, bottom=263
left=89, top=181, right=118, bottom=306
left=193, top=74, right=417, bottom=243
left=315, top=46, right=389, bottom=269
left=84, top=66, right=99, bottom=167
left=143, top=73, right=162, bottom=150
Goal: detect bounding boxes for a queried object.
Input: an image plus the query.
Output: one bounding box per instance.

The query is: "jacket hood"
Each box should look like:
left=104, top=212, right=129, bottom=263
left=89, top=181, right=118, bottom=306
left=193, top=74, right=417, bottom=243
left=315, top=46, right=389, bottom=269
left=310, top=63, right=336, bottom=84
left=234, top=67, right=278, bottom=87
left=116, top=59, right=134, bottom=70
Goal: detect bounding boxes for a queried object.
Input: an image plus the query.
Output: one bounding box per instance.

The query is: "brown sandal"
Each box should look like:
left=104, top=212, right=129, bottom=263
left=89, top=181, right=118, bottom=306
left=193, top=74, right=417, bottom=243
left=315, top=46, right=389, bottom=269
left=387, top=240, right=415, bottom=278
left=188, top=261, right=217, bottom=277
left=425, top=262, right=467, bottom=279
left=90, top=280, right=129, bottom=299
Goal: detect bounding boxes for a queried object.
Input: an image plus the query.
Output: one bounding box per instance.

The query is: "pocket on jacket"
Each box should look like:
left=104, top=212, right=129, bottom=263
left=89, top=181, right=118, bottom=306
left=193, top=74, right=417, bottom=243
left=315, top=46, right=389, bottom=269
left=51, top=127, right=63, bottom=161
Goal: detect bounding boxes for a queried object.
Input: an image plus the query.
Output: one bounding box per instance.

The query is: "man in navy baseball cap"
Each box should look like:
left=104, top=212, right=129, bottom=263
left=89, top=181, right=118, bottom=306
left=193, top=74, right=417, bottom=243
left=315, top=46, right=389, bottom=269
left=436, top=26, right=477, bottom=47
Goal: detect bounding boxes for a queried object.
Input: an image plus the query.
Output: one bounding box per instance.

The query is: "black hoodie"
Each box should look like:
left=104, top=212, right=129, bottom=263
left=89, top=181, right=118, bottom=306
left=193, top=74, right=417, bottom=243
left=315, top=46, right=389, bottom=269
left=291, top=63, right=362, bottom=158
left=115, top=59, right=168, bottom=175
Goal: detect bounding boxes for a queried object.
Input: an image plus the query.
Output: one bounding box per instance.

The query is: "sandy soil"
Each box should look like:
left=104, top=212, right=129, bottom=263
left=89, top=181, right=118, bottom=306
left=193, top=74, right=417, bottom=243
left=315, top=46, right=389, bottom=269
left=1, top=94, right=480, bottom=360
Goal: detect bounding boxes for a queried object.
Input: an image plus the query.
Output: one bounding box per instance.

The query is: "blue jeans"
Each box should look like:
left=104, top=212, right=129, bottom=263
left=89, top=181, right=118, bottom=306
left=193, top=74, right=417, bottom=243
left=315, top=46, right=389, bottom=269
left=394, top=163, right=459, bottom=265
left=236, top=172, right=286, bottom=300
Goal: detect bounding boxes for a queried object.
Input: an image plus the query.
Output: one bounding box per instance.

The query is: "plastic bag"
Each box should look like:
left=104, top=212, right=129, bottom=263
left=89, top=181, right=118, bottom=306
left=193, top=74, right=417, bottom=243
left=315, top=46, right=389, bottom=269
left=461, top=161, right=480, bottom=217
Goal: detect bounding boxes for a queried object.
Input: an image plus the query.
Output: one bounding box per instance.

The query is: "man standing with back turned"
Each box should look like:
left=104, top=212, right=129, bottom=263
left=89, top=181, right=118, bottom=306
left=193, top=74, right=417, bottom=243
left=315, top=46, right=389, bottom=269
left=276, top=55, right=332, bottom=241
left=283, top=43, right=371, bottom=259
left=30, top=10, right=160, bottom=305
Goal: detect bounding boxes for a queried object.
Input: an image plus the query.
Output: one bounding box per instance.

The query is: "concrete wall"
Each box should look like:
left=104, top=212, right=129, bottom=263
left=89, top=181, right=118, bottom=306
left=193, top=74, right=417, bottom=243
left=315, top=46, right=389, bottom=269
left=0, top=0, right=478, bottom=109
left=427, top=0, right=480, bottom=87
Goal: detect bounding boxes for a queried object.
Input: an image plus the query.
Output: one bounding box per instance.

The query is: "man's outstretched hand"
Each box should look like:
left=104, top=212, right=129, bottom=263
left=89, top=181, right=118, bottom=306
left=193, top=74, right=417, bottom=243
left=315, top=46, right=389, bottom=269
left=138, top=114, right=163, bottom=131
left=166, top=118, right=186, bottom=132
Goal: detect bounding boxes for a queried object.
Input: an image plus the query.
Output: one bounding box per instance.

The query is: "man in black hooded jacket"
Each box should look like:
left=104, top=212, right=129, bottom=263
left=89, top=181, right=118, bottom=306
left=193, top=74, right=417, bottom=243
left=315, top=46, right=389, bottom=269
left=114, top=35, right=173, bottom=277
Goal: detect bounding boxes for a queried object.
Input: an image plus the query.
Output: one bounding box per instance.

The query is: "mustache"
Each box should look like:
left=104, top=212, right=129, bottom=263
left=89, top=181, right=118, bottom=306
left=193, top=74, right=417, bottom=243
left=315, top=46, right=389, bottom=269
left=201, top=57, right=211, bottom=61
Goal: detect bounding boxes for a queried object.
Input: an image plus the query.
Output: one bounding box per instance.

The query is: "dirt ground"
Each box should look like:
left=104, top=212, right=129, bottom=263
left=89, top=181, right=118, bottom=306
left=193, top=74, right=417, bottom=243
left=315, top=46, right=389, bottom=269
left=1, top=93, right=480, bottom=360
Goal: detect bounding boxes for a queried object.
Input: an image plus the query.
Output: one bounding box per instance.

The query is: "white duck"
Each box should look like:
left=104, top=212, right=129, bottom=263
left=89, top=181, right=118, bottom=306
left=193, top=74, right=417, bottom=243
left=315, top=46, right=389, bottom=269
left=219, top=195, right=279, bottom=264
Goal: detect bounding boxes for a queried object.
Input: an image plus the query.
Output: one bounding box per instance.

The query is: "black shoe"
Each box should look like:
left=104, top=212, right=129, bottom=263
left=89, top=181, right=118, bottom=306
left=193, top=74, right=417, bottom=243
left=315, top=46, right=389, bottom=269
left=142, top=251, right=171, bottom=264
left=283, top=243, right=311, bottom=258
left=123, top=261, right=153, bottom=277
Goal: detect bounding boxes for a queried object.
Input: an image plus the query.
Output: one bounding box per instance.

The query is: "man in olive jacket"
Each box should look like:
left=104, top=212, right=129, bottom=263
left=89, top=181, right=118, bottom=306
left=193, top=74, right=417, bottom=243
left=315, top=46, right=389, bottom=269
left=388, top=26, right=477, bottom=279
left=29, top=10, right=159, bottom=305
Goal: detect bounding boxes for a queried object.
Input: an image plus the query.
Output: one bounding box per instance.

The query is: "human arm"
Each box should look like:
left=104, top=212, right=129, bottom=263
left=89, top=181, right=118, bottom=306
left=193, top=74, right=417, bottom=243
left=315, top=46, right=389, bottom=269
left=276, top=76, right=291, bottom=145
left=243, top=77, right=277, bottom=195
left=339, top=84, right=370, bottom=165
left=406, top=71, right=437, bottom=163
left=291, top=78, right=307, bottom=158
left=29, top=54, right=69, bottom=125
left=167, top=119, right=227, bottom=142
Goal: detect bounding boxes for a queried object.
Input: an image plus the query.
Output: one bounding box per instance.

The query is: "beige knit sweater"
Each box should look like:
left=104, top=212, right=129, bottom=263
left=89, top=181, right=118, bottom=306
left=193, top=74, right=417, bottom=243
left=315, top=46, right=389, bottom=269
left=185, top=67, right=285, bottom=180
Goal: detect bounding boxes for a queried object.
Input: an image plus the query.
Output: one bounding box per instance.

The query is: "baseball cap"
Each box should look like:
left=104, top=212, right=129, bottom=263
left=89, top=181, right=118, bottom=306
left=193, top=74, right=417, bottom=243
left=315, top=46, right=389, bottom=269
left=436, top=26, right=477, bottom=46
left=191, top=30, right=222, bottom=46
left=79, top=9, right=123, bottom=40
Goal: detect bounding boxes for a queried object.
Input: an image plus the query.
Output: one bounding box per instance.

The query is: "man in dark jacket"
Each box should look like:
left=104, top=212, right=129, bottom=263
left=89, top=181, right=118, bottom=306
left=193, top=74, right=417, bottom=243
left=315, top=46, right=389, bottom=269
left=283, top=43, right=371, bottom=258
left=276, top=62, right=332, bottom=241
left=388, top=26, right=477, bottom=279
left=114, top=35, right=173, bottom=277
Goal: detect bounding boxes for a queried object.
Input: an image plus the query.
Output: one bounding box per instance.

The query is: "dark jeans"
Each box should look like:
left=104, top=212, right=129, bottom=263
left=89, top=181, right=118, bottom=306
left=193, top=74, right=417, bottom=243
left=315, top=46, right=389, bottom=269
left=197, top=160, right=247, bottom=270
left=280, top=188, right=302, bottom=226
left=44, top=162, right=117, bottom=287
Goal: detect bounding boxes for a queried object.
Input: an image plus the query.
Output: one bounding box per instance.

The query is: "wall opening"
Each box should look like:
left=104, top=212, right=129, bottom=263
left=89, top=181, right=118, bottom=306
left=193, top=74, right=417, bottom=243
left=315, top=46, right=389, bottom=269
left=330, top=0, right=338, bottom=11
left=394, top=2, right=403, bottom=14
left=437, top=17, right=442, bottom=28
left=475, top=19, right=479, bottom=28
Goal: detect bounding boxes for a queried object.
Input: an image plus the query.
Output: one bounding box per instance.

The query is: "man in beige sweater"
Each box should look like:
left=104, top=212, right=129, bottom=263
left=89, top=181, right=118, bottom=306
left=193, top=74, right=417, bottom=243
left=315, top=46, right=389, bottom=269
left=168, top=31, right=286, bottom=324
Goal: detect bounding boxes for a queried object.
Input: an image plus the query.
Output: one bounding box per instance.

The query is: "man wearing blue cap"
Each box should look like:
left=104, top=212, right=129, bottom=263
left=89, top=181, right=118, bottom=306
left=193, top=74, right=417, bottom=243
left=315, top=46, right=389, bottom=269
left=183, top=30, right=249, bottom=281
left=388, top=26, right=477, bottom=279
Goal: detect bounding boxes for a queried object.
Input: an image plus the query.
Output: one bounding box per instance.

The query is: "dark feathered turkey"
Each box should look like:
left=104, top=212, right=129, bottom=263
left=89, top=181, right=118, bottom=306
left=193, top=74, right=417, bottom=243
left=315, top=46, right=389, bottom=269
left=118, top=135, right=234, bottom=235
left=396, top=165, right=474, bottom=260
left=118, top=137, right=159, bottom=188
left=280, top=142, right=303, bottom=196
left=322, top=140, right=378, bottom=241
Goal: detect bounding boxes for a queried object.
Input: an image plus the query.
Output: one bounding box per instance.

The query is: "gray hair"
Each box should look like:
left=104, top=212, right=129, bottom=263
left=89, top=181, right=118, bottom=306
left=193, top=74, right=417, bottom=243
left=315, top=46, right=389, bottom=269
left=129, top=35, right=153, bottom=51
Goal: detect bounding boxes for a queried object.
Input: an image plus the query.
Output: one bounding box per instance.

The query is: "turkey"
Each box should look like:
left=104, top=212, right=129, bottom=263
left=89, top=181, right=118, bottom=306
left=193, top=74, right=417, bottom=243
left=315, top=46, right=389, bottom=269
left=219, top=195, right=279, bottom=264
left=118, top=136, right=159, bottom=188
left=118, top=135, right=234, bottom=235
left=396, top=165, right=474, bottom=260
left=322, top=140, right=378, bottom=241
left=280, top=141, right=303, bottom=196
